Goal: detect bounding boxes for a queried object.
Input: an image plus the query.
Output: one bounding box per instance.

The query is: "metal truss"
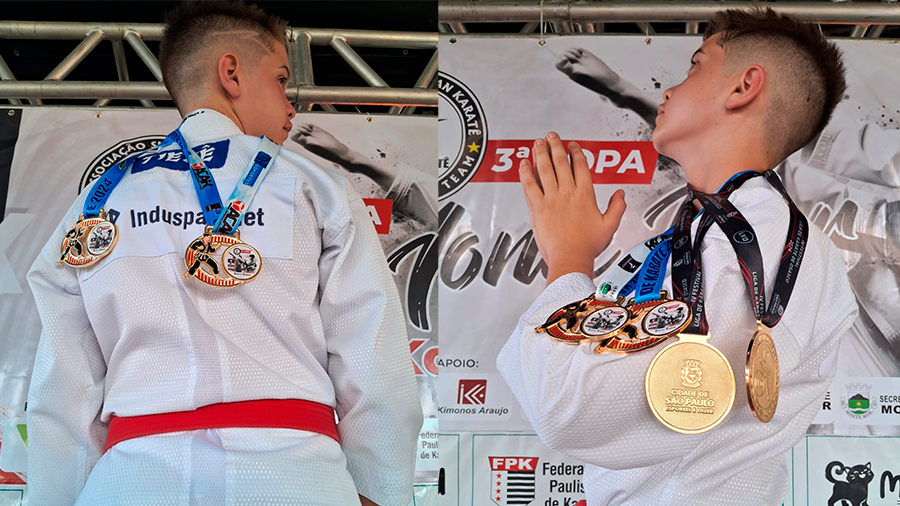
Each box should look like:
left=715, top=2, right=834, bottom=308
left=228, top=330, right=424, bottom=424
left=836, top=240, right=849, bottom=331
left=0, top=21, right=438, bottom=113
left=438, top=0, right=900, bottom=38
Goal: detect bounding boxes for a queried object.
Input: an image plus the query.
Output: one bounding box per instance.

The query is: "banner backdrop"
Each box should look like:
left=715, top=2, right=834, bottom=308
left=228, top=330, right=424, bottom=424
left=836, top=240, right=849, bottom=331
left=0, top=108, right=437, bottom=506
left=437, top=35, right=900, bottom=505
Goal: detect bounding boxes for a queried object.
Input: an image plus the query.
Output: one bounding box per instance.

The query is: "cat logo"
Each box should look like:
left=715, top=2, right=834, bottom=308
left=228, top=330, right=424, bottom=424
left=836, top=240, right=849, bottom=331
left=825, top=461, right=872, bottom=505
left=438, top=71, right=487, bottom=201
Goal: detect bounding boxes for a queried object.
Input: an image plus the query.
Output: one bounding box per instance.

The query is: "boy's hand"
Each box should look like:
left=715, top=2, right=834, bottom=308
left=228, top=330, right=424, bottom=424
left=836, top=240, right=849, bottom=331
left=520, top=132, right=627, bottom=286
left=556, top=47, right=621, bottom=96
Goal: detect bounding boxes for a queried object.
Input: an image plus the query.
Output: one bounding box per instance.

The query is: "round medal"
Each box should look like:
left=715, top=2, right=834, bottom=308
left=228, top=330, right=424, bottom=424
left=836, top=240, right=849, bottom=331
left=184, top=226, right=262, bottom=288
left=58, top=210, right=118, bottom=268
left=581, top=306, right=629, bottom=337
left=641, top=299, right=690, bottom=337
left=746, top=323, right=779, bottom=423
left=645, top=333, right=736, bottom=434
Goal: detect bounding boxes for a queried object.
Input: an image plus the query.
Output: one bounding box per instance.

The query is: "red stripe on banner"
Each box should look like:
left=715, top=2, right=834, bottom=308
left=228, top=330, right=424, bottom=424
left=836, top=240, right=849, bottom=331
left=362, top=198, right=393, bottom=235
left=470, top=140, right=658, bottom=185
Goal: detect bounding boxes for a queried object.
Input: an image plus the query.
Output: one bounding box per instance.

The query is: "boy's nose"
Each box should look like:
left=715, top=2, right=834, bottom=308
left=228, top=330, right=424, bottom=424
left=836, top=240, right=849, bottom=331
left=663, top=88, right=673, bottom=101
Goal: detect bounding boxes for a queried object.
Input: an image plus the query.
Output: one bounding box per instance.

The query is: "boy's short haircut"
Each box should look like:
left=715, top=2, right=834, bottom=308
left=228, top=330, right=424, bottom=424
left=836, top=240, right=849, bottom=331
left=159, top=1, right=289, bottom=110
left=704, top=7, right=847, bottom=162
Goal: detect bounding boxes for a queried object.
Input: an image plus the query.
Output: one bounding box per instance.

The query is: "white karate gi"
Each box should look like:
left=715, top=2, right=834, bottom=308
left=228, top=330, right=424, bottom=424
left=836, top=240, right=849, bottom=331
left=26, top=109, right=423, bottom=506
left=497, top=176, right=858, bottom=505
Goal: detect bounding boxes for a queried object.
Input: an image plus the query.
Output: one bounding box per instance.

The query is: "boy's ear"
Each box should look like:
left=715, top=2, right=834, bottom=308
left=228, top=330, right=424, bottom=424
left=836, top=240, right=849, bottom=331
left=724, top=65, right=765, bottom=111
left=217, top=52, right=243, bottom=100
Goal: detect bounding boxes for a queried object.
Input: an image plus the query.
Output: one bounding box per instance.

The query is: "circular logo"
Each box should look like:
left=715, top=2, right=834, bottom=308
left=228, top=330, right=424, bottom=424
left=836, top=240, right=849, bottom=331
left=733, top=230, right=755, bottom=244
left=674, top=237, right=688, bottom=250
left=581, top=307, right=629, bottom=336
left=222, top=243, right=261, bottom=281
left=438, top=72, right=487, bottom=201
left=87, top=221, right=116, bottom=255
left=642, top=300, right=690, bottom=337
left=81, top=135, right=167, bottom=193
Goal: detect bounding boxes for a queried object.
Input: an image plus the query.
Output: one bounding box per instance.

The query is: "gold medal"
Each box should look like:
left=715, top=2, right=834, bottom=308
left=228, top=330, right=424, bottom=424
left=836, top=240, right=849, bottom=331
left=184, top=226, right=261, bottom=288
left=645, top=333, right=735, bottom=434
left=746, top=322, right=779, bottom=423
left=58, top=209, right=118, bottom=268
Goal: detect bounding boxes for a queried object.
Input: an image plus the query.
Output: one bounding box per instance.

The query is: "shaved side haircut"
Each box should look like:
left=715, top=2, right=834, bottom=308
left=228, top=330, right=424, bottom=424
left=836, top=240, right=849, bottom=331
left=704, top=7, right=848, bottom=162
left=159, top=0, right=289, bottom=111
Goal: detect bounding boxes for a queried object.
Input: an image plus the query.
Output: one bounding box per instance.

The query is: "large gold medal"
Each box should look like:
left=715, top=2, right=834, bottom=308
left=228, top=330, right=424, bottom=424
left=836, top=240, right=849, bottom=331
left=746, top=322, right=779, bottom=423
left=58, top=210, right=118, bottom=268
left=184, top=226, right=261, bottom=288
left=645, top=333, right=735, bottom=434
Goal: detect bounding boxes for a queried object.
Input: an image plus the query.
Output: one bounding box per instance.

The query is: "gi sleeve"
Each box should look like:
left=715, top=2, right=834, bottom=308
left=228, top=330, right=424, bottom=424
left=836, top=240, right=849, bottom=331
left=319, top=181, right=424, bottom=506
left=25, top=209, right=108, bottom=505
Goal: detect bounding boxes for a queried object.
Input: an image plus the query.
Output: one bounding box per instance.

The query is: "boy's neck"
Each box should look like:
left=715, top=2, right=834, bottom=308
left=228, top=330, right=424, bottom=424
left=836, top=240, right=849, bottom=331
left=678, top=151, right=772, bottom=212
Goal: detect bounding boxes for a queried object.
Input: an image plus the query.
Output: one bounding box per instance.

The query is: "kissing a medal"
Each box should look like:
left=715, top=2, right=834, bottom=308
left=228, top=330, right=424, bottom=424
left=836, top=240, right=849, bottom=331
left=171, top=129, right=280, bottom=288
left=690, top=170, right=807, bottom=423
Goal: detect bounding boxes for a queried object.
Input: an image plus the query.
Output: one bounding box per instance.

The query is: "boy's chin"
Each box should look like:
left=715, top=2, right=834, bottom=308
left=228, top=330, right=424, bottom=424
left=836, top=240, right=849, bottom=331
left=651, top=132, right=669, bottom=158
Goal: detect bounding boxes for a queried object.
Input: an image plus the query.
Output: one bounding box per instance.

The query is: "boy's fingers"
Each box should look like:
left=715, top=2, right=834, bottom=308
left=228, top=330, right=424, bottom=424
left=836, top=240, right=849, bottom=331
left=603, top=190, right=627, bottom=231
left=519, top=160, right=541, bottom=211
left=533, top=139, right=557, bottom=194
left=546, top=133, right=574, bottom=190
left=568, top=142, right=593, bottom=189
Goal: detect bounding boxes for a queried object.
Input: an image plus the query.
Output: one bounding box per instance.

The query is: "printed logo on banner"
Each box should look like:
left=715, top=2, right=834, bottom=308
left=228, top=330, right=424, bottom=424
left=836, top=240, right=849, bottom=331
left=471, top=139, right=658, bottom=185
left=363, top=198, right=394, bottom=235
left=808, top=436, right=900, bottom=505
left=438, top=72, right=487, bottom=200
left=458, top=379, right=487, bottom=405
left=842, top=382, right=879, bottom=420
left=80, top=135, right=166, bottom=193
left=825, top=460, right=875, bottom=506
left=489, top=457, right=538, bottom=506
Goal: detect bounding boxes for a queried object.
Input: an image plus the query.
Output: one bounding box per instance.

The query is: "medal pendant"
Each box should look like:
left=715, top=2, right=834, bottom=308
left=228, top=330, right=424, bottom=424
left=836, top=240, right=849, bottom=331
left=184, top=226, right=262, bottom=288
left=595, top=292, right=688, bottom=355
left=746, top=322, right=779, bottom=423
left=536, top=294, right=628, bottom=345
left=645, top=333, right=736, bottom=433
left=58, top=210, right=118, bottom=268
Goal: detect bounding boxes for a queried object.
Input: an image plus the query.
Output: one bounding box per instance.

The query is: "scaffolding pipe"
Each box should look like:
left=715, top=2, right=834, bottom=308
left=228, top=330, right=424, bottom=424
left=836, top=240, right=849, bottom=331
left=438, top=1, right=900, bottom=24
left=0, top=54, right=23, bottom=105
left=290, top=29, right=315, bottom=112
left=0, top=22, right=437, bottom=48
left=330, top=35, right=390, bottom=88
left=124, top=29, right=163, bottom=81
left=46, top=28, right=104, bottom=81
left=397, top=49, right=438, bottom=115
left=0, top=81, right=437, bottom=107
left=95, top=39, right=154, bottom=108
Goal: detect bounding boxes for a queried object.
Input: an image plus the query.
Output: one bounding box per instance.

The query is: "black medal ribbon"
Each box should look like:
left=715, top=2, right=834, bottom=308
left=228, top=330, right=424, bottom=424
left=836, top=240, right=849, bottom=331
left=688, top=170, right=807, bottom=328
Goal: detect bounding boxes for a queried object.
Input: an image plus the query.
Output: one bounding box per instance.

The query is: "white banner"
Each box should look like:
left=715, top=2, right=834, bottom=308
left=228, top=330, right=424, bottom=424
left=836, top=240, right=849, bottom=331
left=437, top=33, right=900, bottom=502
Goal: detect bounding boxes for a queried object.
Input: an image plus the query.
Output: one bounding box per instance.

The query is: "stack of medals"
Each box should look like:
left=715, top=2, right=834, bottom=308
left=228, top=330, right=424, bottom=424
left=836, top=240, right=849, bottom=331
left=536, top=169, right=806, bottom=433
left=60, top=124, right=281, bottom=291
left=535, top=231, right=691, bottom=355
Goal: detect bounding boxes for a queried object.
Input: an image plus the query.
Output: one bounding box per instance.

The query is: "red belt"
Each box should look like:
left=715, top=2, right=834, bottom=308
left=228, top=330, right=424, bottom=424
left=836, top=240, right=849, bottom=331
left=104, top=399, right=339, bottom=453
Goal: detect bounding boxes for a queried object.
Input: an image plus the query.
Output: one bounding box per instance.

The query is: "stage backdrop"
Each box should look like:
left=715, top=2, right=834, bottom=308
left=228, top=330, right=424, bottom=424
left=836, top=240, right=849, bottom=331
left=437, top=35, right=900, bottom=506
left=0, top=108, right=438, bottom=506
